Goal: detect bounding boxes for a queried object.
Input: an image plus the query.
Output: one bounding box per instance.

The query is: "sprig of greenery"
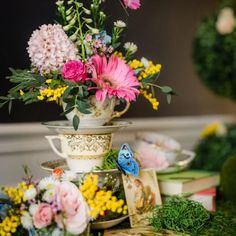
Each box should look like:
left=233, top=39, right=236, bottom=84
left=0, top=69, right=48, bottom=112
left=141, top=73, right=175, bottom=104
left=96, top=149, right=119, bottom=170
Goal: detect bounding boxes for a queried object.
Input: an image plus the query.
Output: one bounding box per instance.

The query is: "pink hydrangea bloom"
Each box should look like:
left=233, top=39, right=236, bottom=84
left=91, top=55, right=140, bottom=103
left=123, top=0, right=141, bottom=10
left=63, top=60, right=88, bottom=83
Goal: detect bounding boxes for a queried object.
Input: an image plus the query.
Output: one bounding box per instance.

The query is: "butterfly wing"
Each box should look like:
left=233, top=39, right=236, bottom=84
left=118, top=144, right=139, bottom=177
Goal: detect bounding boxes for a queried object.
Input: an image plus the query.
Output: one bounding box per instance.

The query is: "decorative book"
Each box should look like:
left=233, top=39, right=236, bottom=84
left=158, top=170, right=220, bottom=196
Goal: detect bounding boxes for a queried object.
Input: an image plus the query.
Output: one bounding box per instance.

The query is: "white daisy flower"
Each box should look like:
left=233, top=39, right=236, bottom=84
left=61, top=171, right=77, bottom=182
left=124, top=42, right=138, bottom=53
left=42, top=189, right=57, bottom=203
left=24, top=187, right=37, bottom=201
left=38, top=176, right=59, bottom=190
left=114, top=20, right=126, bottom=28
left=29, top=204, right=39, bottom=216
left=21, top=212, right=33, bottom=230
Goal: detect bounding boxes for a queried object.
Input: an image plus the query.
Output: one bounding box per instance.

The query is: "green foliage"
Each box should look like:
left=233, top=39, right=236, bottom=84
left=149, top=196, right=210, bottom=235
left=0, top=69, right=47, bottom=110
left=221, top=156, right=236, bottom=203
left=199, top=201, right=236, bottom=236
left=192, top=124, right=236, bottom=171
left=193, top=2, right=236, bottom=101
left=97, top=149, right=119, bottom=170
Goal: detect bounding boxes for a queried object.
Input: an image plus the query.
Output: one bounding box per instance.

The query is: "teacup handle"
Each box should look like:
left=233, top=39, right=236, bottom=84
left=111, top=102, right=130, bottom=119
left=45, top=136, right=67, bottom=159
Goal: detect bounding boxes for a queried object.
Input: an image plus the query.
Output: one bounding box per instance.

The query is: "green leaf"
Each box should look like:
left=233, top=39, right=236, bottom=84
left=0, top=96, right=9, bottom=101
left=76, top=100, right=91, bottom=114
left=62, top=87, right=73, bottom=99
left=0, top=101, right=8, bottom=108
left=73, top=115, right=80, bottom=130
left=160, top=86, right=173, bottom=94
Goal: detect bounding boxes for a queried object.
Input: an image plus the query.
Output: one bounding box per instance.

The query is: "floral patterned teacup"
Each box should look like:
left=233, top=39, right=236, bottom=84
left=63, top=96, right=130, bottom=127
left=45, top=133, right=112, bottom=172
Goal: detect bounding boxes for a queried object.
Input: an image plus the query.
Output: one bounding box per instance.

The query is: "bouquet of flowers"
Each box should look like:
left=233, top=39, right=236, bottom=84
left=0, top=168, right=127, bottom=235
left=0, top=0, right=173, bottom=129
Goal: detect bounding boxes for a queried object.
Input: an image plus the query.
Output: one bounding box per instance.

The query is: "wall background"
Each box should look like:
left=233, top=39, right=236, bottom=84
left=1, top=0, right=236, bottom=123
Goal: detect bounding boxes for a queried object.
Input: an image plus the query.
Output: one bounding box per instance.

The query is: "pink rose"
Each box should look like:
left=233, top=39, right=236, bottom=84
left=63, top=60, right=87, bottom=82
left=123, top=0, right=141, bottom=10
left=56, top=182, right=89, bottom=234
left=135, top=141, right=169, bottom=171
left=33, top=203, right=53, bottom=229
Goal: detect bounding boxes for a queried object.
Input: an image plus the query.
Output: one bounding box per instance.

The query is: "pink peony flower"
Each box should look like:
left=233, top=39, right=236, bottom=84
left=63, top=60, right=88, bottom=82
left=91, top=54, right=140, bottom=103
left=56, top=182, right=89, bottom=235
left=33, top=203, right=53, bottom=229
left=123, top=0, right=141, bottom=10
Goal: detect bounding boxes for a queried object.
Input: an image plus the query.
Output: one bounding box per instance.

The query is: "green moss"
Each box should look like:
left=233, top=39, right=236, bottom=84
left=149, top=196, right=211, bottom=235
left=221, top=156, right=236, bottom=203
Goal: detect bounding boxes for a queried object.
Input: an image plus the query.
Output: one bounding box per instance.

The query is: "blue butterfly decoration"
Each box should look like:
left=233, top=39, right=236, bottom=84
left=116, top=144, right=139, bottom=177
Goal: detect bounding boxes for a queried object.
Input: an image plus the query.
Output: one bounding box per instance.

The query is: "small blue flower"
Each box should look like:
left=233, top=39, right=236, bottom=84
left=95, top=31, right=111, bottom=44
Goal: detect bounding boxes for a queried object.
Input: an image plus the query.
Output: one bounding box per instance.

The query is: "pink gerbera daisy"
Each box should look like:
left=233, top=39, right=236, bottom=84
left=91, top=54, right=140, bottom=103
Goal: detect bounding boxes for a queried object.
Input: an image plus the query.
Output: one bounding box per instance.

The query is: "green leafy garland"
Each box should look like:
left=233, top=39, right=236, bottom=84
left=193, top=0, right=236, bottom=101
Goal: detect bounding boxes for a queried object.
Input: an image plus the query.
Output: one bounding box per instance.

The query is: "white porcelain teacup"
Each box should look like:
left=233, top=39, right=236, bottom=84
left=45, top=133, right=112, bottom=172
left=63, top=96, right=130, bottom=127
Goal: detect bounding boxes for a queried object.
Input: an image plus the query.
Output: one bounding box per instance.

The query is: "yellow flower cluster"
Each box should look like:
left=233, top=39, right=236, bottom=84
left=200, top=122, right=225, bottom=138
left=114, top=51, right=125, bottom=60
left=0, top=215, right=20, bottom=235
left=37, top=86, right=67, bottom=104
left=80, top=174, right=99, bottom=200
left=141, top=90, right=159, bottom=110
left=129, top=59, right=143, bottom=70
left=80, top=175, right=128, bottom=219
left=132, top=60, right=161, bottom=81
left=3, top=182, right=32, bottom=204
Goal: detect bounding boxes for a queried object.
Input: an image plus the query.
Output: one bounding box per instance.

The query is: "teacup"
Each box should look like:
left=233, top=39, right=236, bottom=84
left=45, top=133, right=112, bottom=172
left=63, top=96, right=130, bottom=127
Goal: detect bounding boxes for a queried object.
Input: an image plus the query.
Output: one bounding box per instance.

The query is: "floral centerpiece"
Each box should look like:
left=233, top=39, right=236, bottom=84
left=0, top=168, right=127, bottom=235
left=0, top=0, right=173, bottom=129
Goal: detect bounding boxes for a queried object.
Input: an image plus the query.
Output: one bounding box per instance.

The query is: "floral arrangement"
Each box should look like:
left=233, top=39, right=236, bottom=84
left=0, top=0, right=173, bottom=129
left=0, top=169, right=127, bottom=235
left=193, top=0, right=236, bottom=101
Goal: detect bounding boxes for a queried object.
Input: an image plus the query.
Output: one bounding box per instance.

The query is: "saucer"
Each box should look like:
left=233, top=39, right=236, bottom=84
left=42, top=120, right=131, bottom=134
left=41, top=158, right=119, bottom=175
left=91, top=215, right=129, bottom=230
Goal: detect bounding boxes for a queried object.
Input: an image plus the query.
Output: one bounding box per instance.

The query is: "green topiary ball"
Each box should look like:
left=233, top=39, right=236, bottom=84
left=193, top=1, right=236, bottom=101
left=221, top=155, right=236, bottom=203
